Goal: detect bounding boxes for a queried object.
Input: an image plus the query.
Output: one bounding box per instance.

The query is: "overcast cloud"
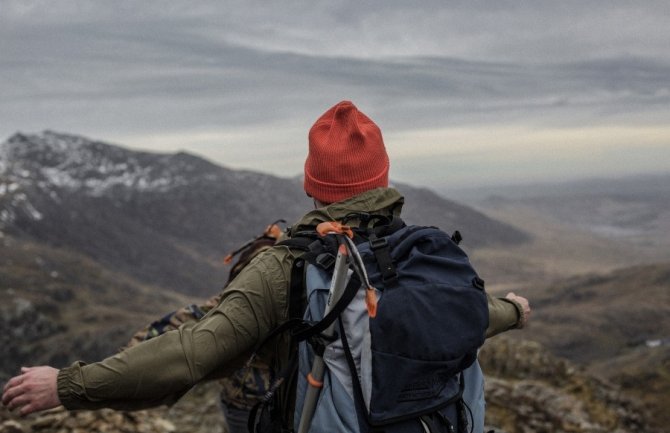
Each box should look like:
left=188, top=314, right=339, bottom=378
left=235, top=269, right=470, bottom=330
left=1, top=0, right=669, bottom=190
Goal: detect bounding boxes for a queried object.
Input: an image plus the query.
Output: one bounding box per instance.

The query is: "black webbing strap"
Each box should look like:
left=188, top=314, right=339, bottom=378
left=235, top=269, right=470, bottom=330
left=368, top=234, right=398, bottom=286
left=248, top=255, right=362, bottom=361
left=288, top=257, right=306, bottom=320
left=279, top=230, right=340, bottom=322
left=247, top=354, right=299, bottom=433
left=290, top=272, right=362, bottom=342
left=245, top=253, right=311, bottom=364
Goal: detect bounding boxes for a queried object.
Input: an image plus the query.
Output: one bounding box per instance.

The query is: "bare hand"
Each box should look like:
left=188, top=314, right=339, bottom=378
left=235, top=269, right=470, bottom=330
left=506, top=292, right=531, bottom=328
left=2, top=366, right=61, bottom=416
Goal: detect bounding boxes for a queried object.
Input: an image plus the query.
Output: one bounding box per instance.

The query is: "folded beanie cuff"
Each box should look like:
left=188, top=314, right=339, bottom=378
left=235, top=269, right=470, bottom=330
left=305, top=158, right=389, bottom=204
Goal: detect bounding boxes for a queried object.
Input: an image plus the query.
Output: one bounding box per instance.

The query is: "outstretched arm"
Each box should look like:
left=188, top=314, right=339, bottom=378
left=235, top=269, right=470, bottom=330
left=3, top=291, right=265, bottom=416
left=2, top=252, right=288, bottom=416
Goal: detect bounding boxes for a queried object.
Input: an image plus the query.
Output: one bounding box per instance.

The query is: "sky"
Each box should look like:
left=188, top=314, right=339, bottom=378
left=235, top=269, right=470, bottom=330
left=1, top=0, right=669, bottom=191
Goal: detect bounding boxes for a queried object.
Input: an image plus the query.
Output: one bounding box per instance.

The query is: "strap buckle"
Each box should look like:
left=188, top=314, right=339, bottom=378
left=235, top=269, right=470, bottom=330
left=368, top=235, right=398, bottom=286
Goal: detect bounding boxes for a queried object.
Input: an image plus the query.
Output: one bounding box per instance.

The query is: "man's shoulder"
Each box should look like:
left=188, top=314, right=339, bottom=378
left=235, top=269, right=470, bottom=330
left=236, top=241, right=302, bottom=278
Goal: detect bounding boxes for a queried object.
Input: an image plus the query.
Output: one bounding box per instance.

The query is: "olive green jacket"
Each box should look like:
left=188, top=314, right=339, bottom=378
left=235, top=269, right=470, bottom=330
left=57, top=187, right=523, bottom=412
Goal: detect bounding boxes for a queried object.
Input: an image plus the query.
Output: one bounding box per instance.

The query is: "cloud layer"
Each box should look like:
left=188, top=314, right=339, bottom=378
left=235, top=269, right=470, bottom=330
left=2, top=1, right=669, bottom=189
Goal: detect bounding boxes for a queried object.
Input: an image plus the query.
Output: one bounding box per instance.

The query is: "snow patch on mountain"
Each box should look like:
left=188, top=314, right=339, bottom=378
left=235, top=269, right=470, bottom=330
left=0, top=182, right=20, bottom=196
left=0, top=131, right=204, bottom=196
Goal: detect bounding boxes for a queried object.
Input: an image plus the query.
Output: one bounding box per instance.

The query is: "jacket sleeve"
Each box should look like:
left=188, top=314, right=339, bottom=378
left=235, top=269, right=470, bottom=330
left=57, top=251, right=290, bottom=411
left=485, top=293, right=522, bottom=338
left=125, top=292, right=225, bottom=349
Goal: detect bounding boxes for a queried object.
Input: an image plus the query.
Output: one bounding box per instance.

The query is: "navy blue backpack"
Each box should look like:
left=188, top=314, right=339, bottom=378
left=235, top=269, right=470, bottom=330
left=252, top=216, right=489, bottom=433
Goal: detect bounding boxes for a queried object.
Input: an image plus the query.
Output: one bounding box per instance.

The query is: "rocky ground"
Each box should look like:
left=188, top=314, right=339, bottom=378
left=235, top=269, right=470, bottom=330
left=1, top=337, right=659, bottom=433
left=480, top=337, right=655, bottom=433
left=0, top=382, right=227, bottom=433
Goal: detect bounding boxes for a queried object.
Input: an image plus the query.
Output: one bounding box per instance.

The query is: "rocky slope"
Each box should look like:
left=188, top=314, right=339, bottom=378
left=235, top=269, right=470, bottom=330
left=508, top=262, right=670, bottom=431
left=520, top=262, right=670, bottom=363
left=0, top=237, right=191, bottom=382
left=479, top=337, right=655, bottom=433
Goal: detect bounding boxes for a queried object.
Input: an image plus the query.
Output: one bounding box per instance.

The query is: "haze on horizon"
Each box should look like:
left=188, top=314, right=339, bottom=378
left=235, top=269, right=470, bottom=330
left=1, top=1, right=669, bottom=191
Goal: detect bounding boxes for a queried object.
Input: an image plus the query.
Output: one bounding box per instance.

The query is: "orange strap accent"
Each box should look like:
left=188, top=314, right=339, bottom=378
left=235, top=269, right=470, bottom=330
left=265, top=223, right=283, bottom=239
left=316, top=221, right=353, bottom=238
left=307, top=373, right=324, bottom=388
left=223, top=254, right=234, bottom=265
left=365, top=286, right=378, bottom=318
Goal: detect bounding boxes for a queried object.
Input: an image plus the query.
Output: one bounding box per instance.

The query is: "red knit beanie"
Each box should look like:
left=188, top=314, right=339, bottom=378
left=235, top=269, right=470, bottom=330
left=304, top=101, right=390, bottom=204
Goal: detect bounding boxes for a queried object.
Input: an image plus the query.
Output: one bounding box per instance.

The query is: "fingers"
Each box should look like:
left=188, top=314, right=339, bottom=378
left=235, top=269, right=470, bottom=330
left=505, top=292, right=531, bottom=328
left=3, top=376, right=20, bottom=394
left=2, top=373, right=23, bottom=404
left=2, top=379, right=25, bottom=408
left=2, top=366, right=61, bottom=416
left=20, top=402, right=39, bottom=417
left=5, top=390, right=39, bottom=416
left=6, top=392, right=30, bottom=411
left=4, top=366, right=35, bottom=391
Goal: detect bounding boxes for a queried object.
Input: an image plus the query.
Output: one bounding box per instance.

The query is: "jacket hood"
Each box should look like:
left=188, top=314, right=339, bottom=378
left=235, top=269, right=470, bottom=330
left=289, top=187, right=404, bottom=235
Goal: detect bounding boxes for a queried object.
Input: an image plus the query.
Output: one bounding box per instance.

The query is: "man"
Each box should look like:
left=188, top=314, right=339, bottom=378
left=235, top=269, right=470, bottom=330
left=2, top=101, right=530, bottom=430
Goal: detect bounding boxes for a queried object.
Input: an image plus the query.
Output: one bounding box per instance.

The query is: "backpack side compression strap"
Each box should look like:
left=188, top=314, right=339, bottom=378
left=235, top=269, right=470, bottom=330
left=290, top=272, right=361, bottom=343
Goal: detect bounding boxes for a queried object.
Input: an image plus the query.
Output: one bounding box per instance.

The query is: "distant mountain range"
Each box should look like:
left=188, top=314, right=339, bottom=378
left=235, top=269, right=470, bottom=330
left=0, top=131, right=528, bottom=296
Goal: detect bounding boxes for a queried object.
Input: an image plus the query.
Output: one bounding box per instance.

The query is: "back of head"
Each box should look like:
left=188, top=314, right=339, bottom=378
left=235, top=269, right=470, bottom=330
left=303, top=101, right=390, bottom=204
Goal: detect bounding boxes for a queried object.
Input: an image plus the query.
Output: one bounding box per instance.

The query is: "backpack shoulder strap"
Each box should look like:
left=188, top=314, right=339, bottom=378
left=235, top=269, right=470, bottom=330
left=279, top=231, right=338, bottom=318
